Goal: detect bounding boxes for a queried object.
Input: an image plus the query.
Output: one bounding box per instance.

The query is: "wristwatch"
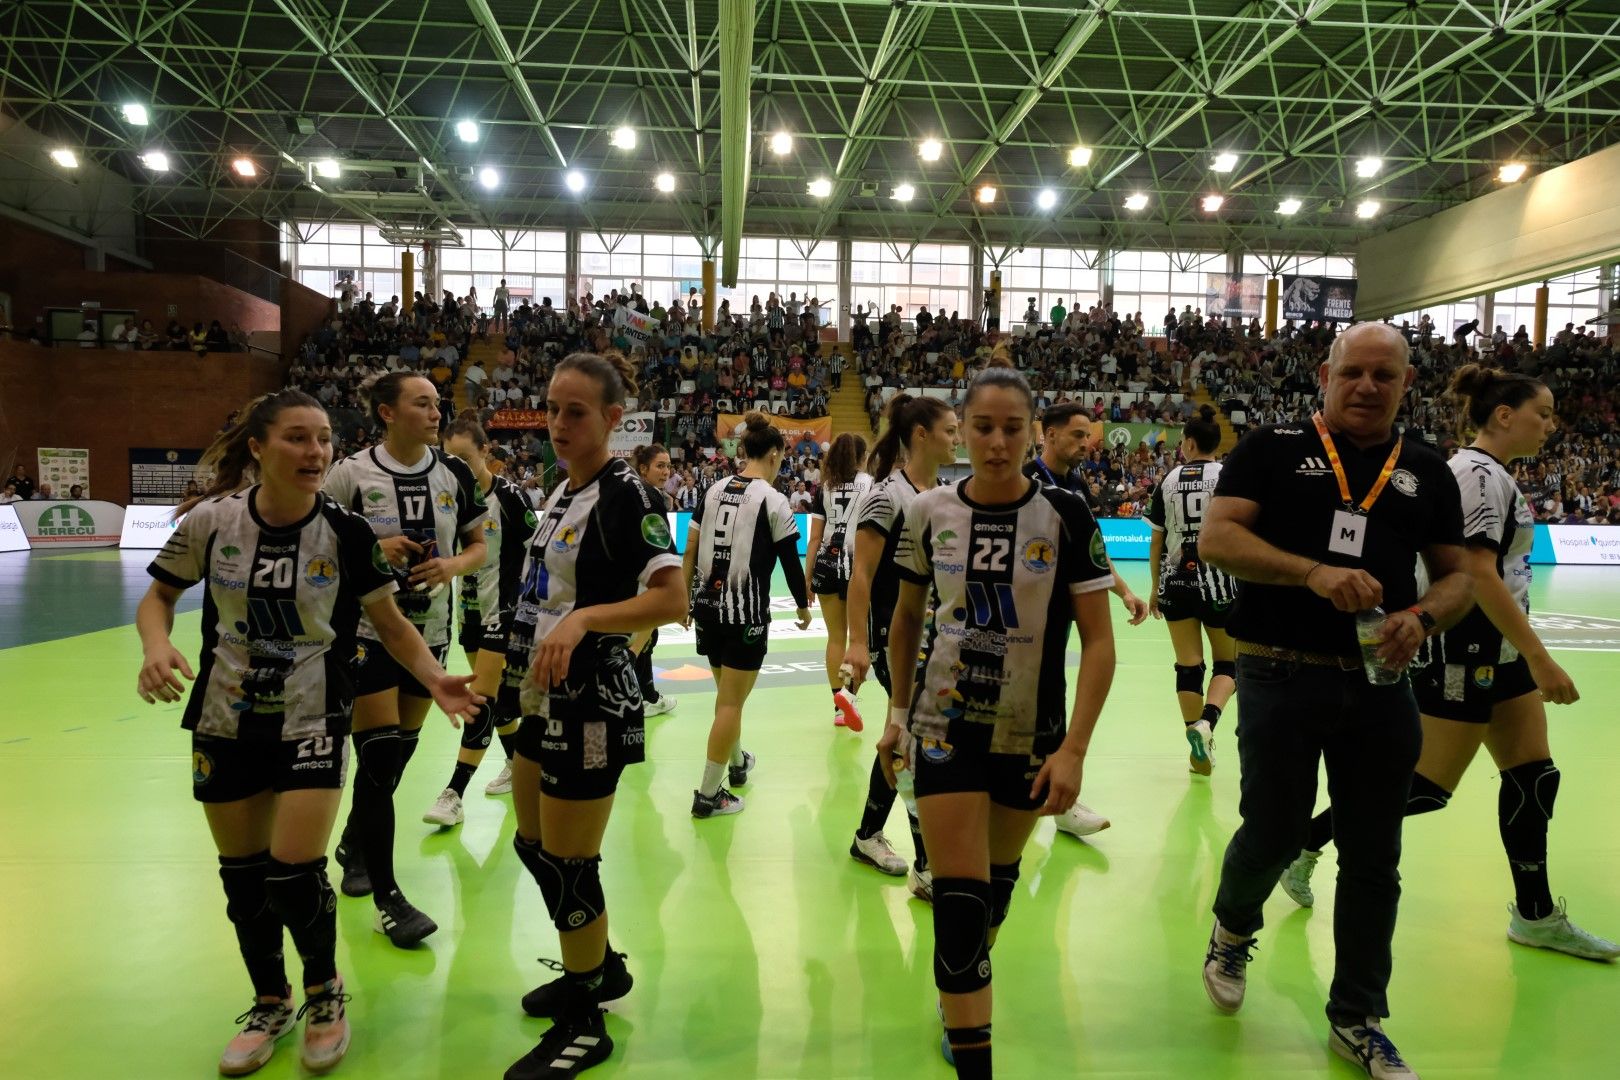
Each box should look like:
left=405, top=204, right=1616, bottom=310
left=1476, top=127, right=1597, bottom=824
left=1405, top=605, right=1437, bottom=636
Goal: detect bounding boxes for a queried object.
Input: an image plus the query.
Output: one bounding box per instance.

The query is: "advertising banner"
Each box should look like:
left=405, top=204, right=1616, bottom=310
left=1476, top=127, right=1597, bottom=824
left=0, top=505, right=28, bottom=552
left=1203, top=273, right=1266, bottom=321
left=38, top=447, right=90, bottom=498
left=717, top=413, right=832, bottom=451
left=1281, top=275, right=1358, bottom=322
left=489, top=409, right=548, bottom=430
left=120, top=506, right=185, bottom=548
left=130, top=448, right=205, bottom=504
left=1541, top=525, right=1620, bottom=565
left=1097, top=518, right=1152, bottom=561
left=609, top=412, right=658, bottom=459
left=1102, top=422, right=1184, bottom=449
left=613, top=306, right=657, bottom=343
left=19, top=500, right=124, bottom=548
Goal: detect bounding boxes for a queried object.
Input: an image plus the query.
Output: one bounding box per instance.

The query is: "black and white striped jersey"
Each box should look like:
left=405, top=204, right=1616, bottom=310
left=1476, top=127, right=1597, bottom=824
left=148, top=488, right=396, bottom=740
left=323, top=445, right=487, bottom=647
left=511, top=458, right=681, bottom=718
left=895, top=482, right=1113, bottom=755
left=851, top=470, right=924, bottom=642
left=689, top=475, right=807, bottom=624
left=809, top=472, right=873, bottom=579
left=461, top=473, right=536, bottom=637
left=1423, top=446, right=1536, bottom=666
left=1146, top=461, right=1237, bottom=604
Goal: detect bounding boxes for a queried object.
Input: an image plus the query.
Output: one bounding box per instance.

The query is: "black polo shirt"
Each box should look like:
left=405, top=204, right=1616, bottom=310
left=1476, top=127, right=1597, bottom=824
left=1212, top=423, right=1462, bottom=654
left=1023, top=457, right=1103, bottom=516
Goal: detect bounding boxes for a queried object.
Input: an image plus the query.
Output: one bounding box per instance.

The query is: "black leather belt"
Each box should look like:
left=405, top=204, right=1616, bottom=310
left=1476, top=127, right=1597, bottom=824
left=1236, top=640, right=1361, bottom=672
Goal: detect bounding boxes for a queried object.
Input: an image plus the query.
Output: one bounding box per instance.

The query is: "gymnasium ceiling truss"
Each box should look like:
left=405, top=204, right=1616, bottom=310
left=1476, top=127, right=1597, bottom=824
left=2, top=0, right=1619, bottom=271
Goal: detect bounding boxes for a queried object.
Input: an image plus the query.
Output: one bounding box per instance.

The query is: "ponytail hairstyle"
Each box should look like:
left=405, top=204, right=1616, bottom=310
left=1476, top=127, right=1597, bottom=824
left=363, top=370, right=436, bottom=428
left=868, top=393, right=954, bottom=481
left=180, top=389, right=324, bottom=515
left=962, top=350, right=1034, bottom=414
left=821, top=433, right=868, bottom=489
left=446, top=407, right=489, bottom=449
left=632, top=443, right=669, bottom=478
left=1183, top=404, right=1222, bottom=454
left=1449, top=363, right=1547, bottom=434
left=555, top=349, right=638, bottom=406
left=738, top=411, right=784, bottom=460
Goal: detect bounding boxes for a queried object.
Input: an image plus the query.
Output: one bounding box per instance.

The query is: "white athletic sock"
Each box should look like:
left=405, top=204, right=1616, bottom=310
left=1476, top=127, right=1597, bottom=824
left=700, top=760, right=726, bottom=798
left=729, top=745, right=746, bottom=768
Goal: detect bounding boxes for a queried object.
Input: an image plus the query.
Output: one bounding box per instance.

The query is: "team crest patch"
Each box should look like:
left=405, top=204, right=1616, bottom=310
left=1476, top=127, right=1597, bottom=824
left=365, top=490, right=387, bottom=505
left=1089, top=530, right=1110, bottom=570
left=524, top=509, right=539, bottom=529
left=435, top=490, right=457, bottom=514
left=304, top=555, right=338, bottom=587
left=1389, top=469, right=1419, bottom=497
left=552, top=525, right=580, bottom=553
left=934, top=529, right=958, bottom=545
left=483, top=518, right=498, bottom=538
left=1022, top=537, right=1056, bottom=573
left=641, top=512, right=672, bottom=549
left=919, top=738, right=955, bottom=764
left=1474, top=665, right=1495, bottom=689
left=370, top=543, right=391, bottom=575
left=353, top=641, right=369, bottom=666
left=192, top=750, right=213, bottom=786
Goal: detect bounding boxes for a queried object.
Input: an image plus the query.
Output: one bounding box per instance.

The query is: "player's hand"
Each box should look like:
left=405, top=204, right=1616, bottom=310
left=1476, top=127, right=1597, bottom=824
left=843, top=643, right=871, bottom=692
left=530, top=611, right=587, bottom=692
left=138, top=644, right=195, bottom=703
left=1306, top=565, right=1383, bottom=612
left=1031, top=746, right=1085, bottom=816
left=1528, top=652, right=1579, bottom=705
left=1147, top=593, right=1163, bottom=620
left=795, top=606, right=812, bottom=630
left=378, top=535, right=424, bottom=569
left=430, top=674, right=484, bottom=727
left=1373, top=610, right=1425, bottom=669
left=1120, top=591, right=1150, bottom=626
left=408, top=557, right=451, bottom=590
left=875, top=723, right=908, bottom=789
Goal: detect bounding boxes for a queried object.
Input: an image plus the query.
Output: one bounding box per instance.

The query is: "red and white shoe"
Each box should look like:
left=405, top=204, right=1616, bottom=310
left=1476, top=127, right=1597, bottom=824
left=298, top=976, right=352, bottom=1073
left=219, top=990, right=295, bottom=1076
left=833, top=687, right=863, bottom=732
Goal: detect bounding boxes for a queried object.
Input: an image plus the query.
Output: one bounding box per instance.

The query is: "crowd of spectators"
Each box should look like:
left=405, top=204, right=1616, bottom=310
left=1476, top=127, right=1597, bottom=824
left=3, top=311, right=252, bottom=354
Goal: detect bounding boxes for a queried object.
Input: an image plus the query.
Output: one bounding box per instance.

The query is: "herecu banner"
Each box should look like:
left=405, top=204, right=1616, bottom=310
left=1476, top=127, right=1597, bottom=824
left=717, top=413, right=832, bottom=451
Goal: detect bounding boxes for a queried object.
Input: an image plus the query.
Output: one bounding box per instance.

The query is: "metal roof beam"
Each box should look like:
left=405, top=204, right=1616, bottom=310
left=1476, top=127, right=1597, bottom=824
left=463, top=0, right=568, bottom=168
left=718, top=0, right=754, bottom=284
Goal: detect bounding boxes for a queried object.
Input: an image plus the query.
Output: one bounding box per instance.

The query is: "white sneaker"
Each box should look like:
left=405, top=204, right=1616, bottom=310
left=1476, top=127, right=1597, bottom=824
left=1055, top=801, right=1111, bottom=839
left=484, top=759, right=513, bottom=796
left=219, top=994, right=295, bottom=1076
left=908, top=865, right=933, bottom=903
left=1508, top=898, right=1620, bottom=960
left=1330, top=1017, right=1420, bottom=1078
left=1281, top=849, right=1322, bottom=908
left=1202, top=920, right=1256, bottom=1013
left=644, top=694, right=677, bottom=717
left=422, top=788, right=464, bottom=827
left=850, top=831, right=907, bottom=876
left=1187, top=720, right=1215, bottom=775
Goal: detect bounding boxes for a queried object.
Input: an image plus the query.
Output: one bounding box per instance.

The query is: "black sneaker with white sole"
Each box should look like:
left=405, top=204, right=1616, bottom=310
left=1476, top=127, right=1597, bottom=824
left=334, top=838, right=371, bottom=898
left=373, top=889, right=438, bottom=947
left=691, top=787, right=744, bottom=818
left=727, top=750, right=756, bottom=788
left=504, top=1007, right=614, bottom=1080
left=521, top=950, right=633, bottom=1017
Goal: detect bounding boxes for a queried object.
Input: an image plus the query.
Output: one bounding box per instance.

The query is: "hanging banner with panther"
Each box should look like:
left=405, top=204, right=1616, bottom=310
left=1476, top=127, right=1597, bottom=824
left=1281, top=275, right=1358, bottom=322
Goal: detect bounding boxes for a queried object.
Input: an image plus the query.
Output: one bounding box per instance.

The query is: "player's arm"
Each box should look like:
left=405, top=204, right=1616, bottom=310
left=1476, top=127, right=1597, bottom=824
left=1146, top=526, right=1167, bottom=617
left=135, top=580, right=195, bottom=703
left=841, top=525, right=884, bottom=679
left=1200, top=495, right=1381, bottom=612
left=1460, top=545, right=1575, bottom=702
left=802, top=515, right=824, bottom=598
left=876, top=576, right=930, bottom=787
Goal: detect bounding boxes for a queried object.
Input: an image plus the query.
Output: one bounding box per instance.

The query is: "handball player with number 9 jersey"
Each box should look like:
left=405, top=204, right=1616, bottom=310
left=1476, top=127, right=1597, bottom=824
left=136, top=390, right=481, bottom=1076
left=321, top=371, right=488, bottom=946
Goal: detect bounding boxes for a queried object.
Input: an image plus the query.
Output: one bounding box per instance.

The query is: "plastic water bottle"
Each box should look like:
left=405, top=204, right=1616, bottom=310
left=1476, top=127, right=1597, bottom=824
left=1355, top=607, right=1402, bottom=685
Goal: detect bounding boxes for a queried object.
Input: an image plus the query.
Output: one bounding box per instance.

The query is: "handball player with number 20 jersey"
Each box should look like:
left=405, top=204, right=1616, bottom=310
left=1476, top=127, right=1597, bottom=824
left=136, top=390, right=480, bottom=1076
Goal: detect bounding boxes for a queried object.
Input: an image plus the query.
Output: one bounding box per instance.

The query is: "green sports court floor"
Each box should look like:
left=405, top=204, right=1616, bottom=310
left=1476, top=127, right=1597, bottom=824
left=2, top=551, right=1617, bottom=1079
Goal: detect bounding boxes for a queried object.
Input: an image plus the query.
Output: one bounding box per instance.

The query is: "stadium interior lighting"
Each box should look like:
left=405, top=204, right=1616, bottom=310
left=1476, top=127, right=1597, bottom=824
left=49, top=148, right=79, bottom=169
left=1036, top=188, right=1057, bottom=210
left=231, top=158, right=257, bottom=178
left=807, top=177, right=832, bottom=197
left=1357, top=199, right=1380, bottom=219
left=919, top=138, right=942, bottom=162
left=892, top=183, right=915, bottom=202
left=1355, top=156, right=1382, bottom=178
left=1068, top=144, right=1092, bottom=168
left=1201, top=194, right=1224, bottom=212
left=314, top=158, right=340, bottom=178
left=769, top=131, right=793, bottom=155
left=655, top=172, right=675, bottom=193
left=1498, top=162, right=1528, bottom=183
left=456, top=119, right=479, bottom=143
left=1278, top=197, right=1302, bottom=215
left=139, top=150, right=169, bottom=172
left=610, top=125, right=637, bottom=150
left=478, top=166, right=499, bottom=190
left=1123, top=193, right=1149, bottom=211
left=565, top=170, right=587, bottom=193
left=976, top=184, right=996, bottom=204
left=1211, top=152, right=1238, bottom=173
left=122, top=103, right=149, bottom=126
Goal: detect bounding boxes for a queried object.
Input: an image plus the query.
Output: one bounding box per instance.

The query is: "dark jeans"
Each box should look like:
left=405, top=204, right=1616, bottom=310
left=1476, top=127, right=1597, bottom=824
left=635, top=629, right=661, bottom=705
left=1212, top=654, right=1421, bottom=1021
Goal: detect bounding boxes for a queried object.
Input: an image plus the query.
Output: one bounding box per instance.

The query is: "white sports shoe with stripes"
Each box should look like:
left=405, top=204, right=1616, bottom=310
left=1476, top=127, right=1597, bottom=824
left=504, top=1007, right=614, bottom=1079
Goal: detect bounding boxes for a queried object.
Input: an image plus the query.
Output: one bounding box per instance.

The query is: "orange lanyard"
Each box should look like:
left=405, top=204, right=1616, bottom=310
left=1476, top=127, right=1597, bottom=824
left=1312, top=412, right=1402, bottom=513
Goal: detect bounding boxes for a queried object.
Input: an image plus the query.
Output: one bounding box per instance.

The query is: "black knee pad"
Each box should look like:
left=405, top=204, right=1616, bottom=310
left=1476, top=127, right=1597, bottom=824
left=1500, top=759, right=1559, bottom=855
left=990, top=861, right=1021, bottom=929
left=264, top=856, right=337, bottom=930
left=1406, top=773, right=1453, bottom=816
left=932, top=877, right=993, bottom=994
left=460, top=699, right=497, bottom=751
left=513, top=833, right=549, bottom=887
left=352, top=726, right=402, bottom=790
left=546, top=850, right=605, bottom=933
left=1211, top=660, right=1236, bottom=683
left=219, top=851, right=273, bottom=928
left=397, top=726, right=421, bottom=775
left=1175, top=663, right=1207, bottom=695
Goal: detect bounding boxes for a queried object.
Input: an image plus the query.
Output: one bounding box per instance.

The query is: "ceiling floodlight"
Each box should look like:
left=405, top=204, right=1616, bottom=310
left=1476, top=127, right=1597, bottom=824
left=122, top=103, right=149, bottom=126
left=1498, top=162, right=1528, bottom=183
left=456, top=120, right=479, bottom=143
left=892, top=183, right=915, bottom=202
left=976, top=184, right=997, bottom=204
left=1068, top=144, right=1092, bottom=168
left=50, top=148, right=79, bottom=169
left=770, top=131, right=793, bottom=155
left=314, top=158, right=340, bottom=178
left=919, top=138, right=942, bottom=162
left=1211, top=152, right=1238, bottom=173
left=1277, top=197, right=1302, bottom=215
left=1036, top=188, right=1057, bottom=210
left=610, top=126, right=637, bottom=150
left=565, top=170, right=587, bottom=193
left=1123, top=193, right=1149, bottom=211
left=1202, top=194, right=1225, bottom=212
left=232, top=158, right=257, bottom=178
left=478, top=167, right=499, bottom=190
left=655, top=172, right=676, bottom=193
left=807, top=177, right=832, bottom=197
left=140, top=150, right=169, bottom=172
left=1355, top=156, right=1382, bottom=178
left=1356, top=199, right=1380, bottom=219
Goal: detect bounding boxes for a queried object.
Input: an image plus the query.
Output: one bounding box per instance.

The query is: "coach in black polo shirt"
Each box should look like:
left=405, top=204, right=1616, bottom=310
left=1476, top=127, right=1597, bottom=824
left=1196, top=322, right=1471, bottom=1076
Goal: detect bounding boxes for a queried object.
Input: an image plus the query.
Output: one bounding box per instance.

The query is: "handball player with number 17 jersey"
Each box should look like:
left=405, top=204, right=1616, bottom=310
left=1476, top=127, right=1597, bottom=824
left=136, top=390, right=480, bottom=1076
left=321, top=372, right=487, bottom=946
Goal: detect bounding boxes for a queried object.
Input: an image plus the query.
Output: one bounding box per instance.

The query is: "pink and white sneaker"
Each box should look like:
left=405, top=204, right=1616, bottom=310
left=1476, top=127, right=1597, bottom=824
left=833, top=687, right=863, bottom=732
left=219, top=991, right=295, bottom=1076
left=297, top=976, right=352, bottom=1073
